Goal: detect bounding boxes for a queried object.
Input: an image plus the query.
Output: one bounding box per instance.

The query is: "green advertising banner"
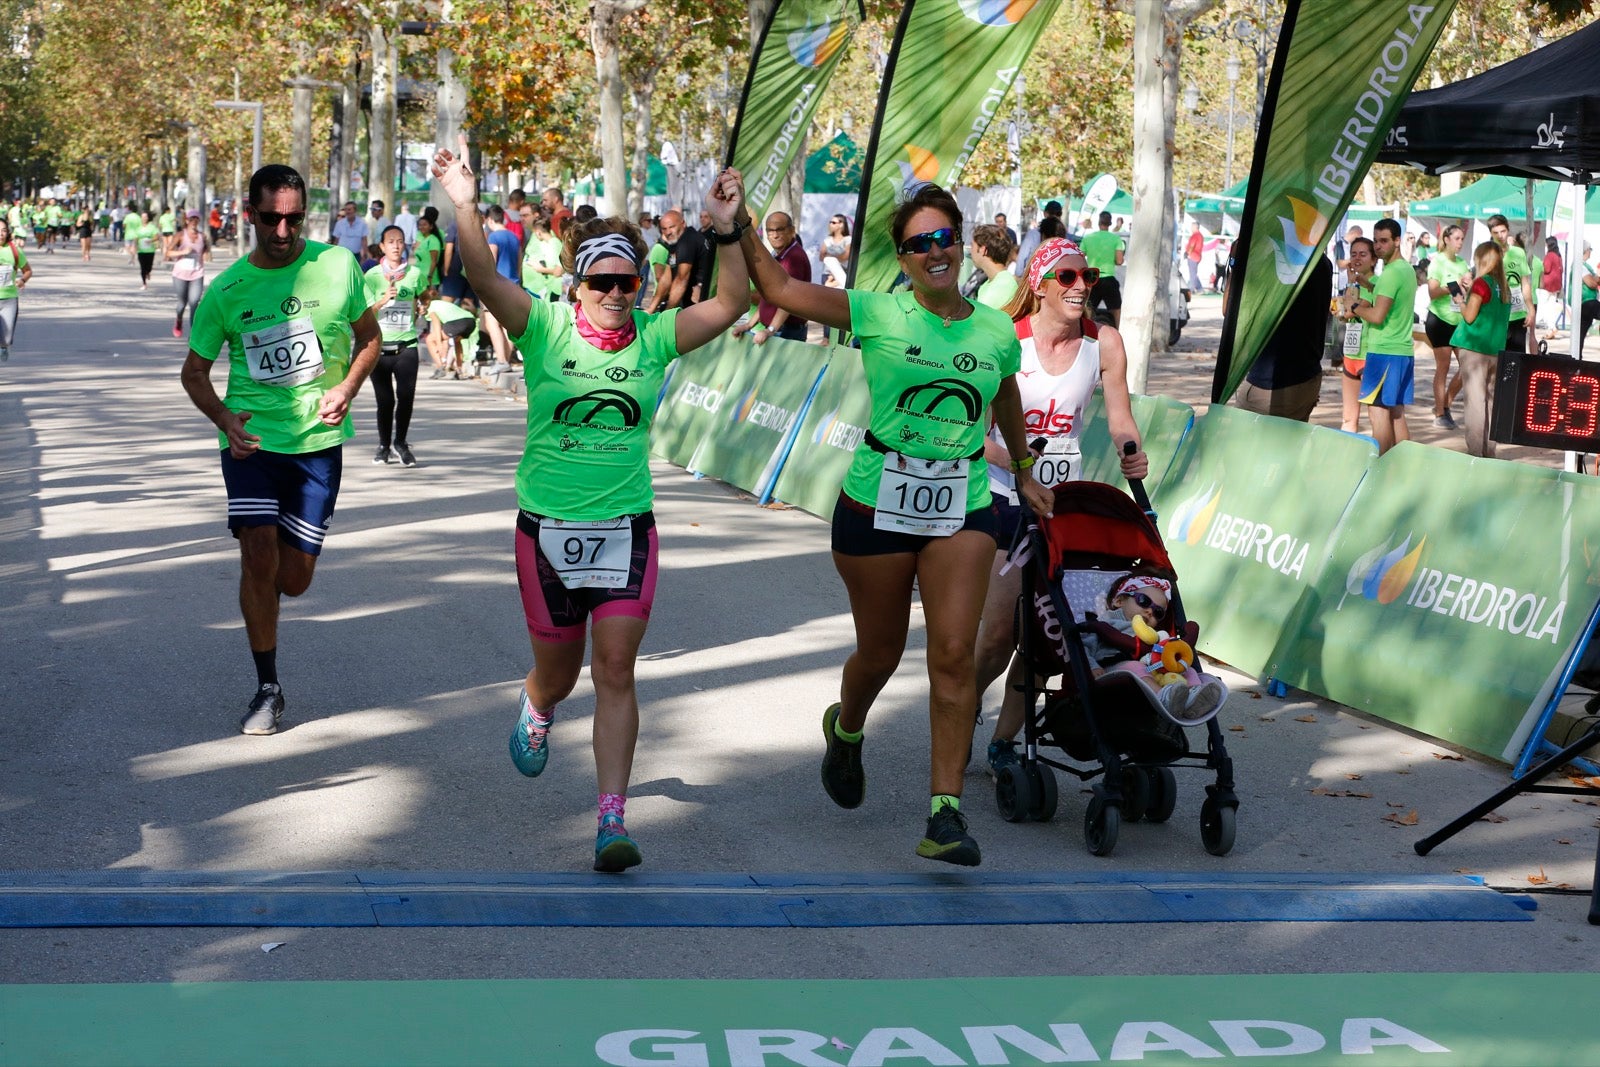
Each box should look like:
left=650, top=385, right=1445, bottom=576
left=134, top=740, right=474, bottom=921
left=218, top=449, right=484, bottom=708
left=1215, top=0, right=1457, bottom=401
left=727, top=0, right=865, bottom=220
left=1276, top=442, right=1600, bottom=760
left=691, top=335, right=831, bottom=496
left=5, top=973, right=1594, bottom=1065
left=1152, top=405, right=1378, bottom=680
left=1076, top=392, right=1195, bottom=492
left=649, top=338, right=754, bottom=471
left=771, top=346, right=871, bottom=518
left=848, top=0, right=1053, bottom=295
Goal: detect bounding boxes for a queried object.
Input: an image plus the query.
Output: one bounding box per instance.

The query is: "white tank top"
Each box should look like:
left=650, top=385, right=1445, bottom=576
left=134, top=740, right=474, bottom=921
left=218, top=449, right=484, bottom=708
left=989, top=316, right=1101, bottom=500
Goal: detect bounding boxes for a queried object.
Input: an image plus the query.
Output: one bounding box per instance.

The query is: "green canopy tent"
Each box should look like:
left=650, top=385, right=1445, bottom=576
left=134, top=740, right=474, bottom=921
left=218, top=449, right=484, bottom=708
left=1408, top=174, right=1600, bottom=221
left=1185, top=178, right=1250, bottom=216
left=804, top=132, right=862, bottom=193
left=574, top=155, right=669, bottom=197
left=1064, top=188, right=1134, bottom=219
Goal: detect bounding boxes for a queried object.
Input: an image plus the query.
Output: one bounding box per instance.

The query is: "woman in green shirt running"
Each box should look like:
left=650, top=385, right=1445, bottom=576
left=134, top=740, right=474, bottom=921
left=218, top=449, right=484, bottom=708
left=737, top=181, right=1052, bottom=868
left=0, top=218, right=32, bottom=361
left=433, top=136, right=753, bottom=873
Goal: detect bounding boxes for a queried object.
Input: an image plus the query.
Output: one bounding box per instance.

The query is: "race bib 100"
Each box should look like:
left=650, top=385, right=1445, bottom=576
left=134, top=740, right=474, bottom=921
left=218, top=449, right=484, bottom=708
left=244, top=317, right=326, bottom=388
left=875, top=453, right=968, bottom=537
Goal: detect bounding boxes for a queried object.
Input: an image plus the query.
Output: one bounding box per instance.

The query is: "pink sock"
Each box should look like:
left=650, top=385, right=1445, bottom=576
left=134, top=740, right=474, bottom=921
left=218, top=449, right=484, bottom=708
left=599, top=793, right=626, bottom=827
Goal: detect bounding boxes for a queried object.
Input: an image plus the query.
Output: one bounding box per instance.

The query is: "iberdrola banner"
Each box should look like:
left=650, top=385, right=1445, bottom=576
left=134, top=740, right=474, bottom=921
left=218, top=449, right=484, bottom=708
left=848, top=0, right=1053, bottom=295
left=1213, top=0, right=1457, bottom=402
left=727, top=0, right=866, bottom=220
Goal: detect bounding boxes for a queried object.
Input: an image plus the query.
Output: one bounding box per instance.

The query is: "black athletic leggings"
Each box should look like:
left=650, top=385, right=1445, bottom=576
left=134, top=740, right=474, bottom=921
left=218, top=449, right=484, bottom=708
left=371, top=345, right=419, bottom=448
left=137, top=252, right=155, bottom=285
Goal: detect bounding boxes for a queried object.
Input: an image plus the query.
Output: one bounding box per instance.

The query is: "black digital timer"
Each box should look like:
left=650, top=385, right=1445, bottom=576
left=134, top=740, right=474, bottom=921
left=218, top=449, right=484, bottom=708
left=1490, top=349, right=1600, bottom=451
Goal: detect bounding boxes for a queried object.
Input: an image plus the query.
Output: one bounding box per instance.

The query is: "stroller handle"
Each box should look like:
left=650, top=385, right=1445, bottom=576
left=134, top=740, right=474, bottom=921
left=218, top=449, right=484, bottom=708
left=1123, top=440, right=1156, bottom=520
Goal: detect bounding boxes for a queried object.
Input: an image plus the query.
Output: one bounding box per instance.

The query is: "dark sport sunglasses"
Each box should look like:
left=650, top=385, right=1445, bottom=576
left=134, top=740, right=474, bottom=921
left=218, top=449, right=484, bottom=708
left=254, top=210, right=306, bottom=229
left=896, top=227, right=957, bottom=255
left=1120, top=590, right=1168, bottom=618
left=1045, top=266, right=1101, bottom=287
left=582, top=273, right=641, bottom=295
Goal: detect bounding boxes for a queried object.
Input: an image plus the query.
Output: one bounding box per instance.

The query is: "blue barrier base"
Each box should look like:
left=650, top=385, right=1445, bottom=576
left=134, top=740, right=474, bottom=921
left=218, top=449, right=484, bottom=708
left=0, top=870, right=1533, bottom=928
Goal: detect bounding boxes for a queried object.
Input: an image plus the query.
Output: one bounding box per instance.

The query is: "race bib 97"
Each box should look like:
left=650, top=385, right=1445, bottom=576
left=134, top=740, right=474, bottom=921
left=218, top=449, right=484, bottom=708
left=244, top=317, right=326, bottom=388
left=537, top=517, right=632, bottom=589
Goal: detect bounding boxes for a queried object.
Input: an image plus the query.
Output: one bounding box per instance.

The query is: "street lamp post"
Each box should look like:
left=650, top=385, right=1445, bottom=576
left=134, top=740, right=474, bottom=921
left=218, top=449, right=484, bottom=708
left=1224, top=57, right=1240, bottom=190
left=213, top=98, right=261, bottom=256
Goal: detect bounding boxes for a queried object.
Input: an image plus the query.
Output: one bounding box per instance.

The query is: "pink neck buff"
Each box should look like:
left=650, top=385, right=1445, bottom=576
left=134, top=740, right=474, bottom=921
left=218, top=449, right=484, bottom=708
left=574, top=305, right=636, bottom=351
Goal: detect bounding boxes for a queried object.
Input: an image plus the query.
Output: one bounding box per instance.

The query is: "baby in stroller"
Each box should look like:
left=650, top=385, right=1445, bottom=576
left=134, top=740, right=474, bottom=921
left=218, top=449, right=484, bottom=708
left=1081, top=565, right=1229, bottom=726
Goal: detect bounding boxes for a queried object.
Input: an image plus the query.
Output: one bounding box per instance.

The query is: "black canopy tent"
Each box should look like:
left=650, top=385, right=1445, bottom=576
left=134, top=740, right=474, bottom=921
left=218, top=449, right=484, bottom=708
left=1376, top=19, right=1600, bottom=184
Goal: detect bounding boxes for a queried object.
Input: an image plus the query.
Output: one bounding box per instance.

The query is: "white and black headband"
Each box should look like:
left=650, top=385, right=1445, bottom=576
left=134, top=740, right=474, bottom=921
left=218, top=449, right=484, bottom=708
left=574, top=233, right=642, bottom=278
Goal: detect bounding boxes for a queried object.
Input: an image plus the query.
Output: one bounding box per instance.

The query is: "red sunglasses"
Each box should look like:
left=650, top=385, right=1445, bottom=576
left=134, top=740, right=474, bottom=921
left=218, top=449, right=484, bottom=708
left=1044, top=266, right=1101, bottom=288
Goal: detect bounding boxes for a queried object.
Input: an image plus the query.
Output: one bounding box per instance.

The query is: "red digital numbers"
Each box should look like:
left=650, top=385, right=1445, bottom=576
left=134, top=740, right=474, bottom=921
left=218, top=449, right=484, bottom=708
left=1522, top=368, right=1600, bottom=438
left=1568, top=372, right=1599, bottom=436
left=1526, top=370, right=1561, bottom=432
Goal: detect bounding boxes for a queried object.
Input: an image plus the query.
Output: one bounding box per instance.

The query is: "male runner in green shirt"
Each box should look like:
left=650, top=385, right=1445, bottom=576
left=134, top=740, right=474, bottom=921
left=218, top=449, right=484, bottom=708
left=180, top=164, right=382, bottom=735
left=1487, top=214, right=1536, bottom=354
left=1079, top=210, right=1125, bottom=327
left=1347, top=218, right=1416, bottom=455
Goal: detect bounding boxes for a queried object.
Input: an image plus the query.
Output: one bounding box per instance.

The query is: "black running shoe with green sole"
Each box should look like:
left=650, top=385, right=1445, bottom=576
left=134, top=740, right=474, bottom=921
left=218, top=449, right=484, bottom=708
left=917, top=803, right=981, bottom=866
left=820, top=702, right=865, bottom=809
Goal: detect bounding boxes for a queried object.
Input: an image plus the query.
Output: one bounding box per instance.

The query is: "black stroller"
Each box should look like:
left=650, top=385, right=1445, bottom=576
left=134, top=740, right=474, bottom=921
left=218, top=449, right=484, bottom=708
left=994, top=473, right=1239, bottom=856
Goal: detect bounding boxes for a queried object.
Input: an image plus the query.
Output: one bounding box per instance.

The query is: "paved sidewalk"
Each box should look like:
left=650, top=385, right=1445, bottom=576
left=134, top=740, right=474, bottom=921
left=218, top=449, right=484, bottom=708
left=1, top=244, right=1595, bottom=1064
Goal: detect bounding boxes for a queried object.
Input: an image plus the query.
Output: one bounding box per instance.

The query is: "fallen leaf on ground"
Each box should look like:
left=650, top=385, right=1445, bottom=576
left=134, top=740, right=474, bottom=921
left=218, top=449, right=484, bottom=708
left=1311, top=788, right=1373, bottom=798
left=1478, top=811, right=1509, bottom=823
left=1453, top=868, right=1475, bottom=875
left=1528, top=868, right=1551, bottom=885
left=1247, top=690, right=1263, bottom=699
left=1385, top=800, right=1407, bottom=808
left=1432, top=752, right=1465, bottom=761
left=1345, top=773, right=1364, bottom=780
left=1382, top=810, right=1420, bottom=826
left=1258, top=715, right=1275, bottom=722
left=1228, top=724, right=1245, bottom=732
left=1557, top=839, right=1573, bottom=845
left=689, top=522, right=700, bottom=527
left=761, top=502, right=794, bottom=511
left=1294, top=714, right=1317, bottom=723
left=1357, top=724, right=1372, bottom=730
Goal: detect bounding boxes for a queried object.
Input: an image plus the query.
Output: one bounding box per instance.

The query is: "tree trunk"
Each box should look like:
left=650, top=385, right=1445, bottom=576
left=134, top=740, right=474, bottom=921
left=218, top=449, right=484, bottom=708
left=1124, top=0, right=1216, bottom=394
left=338, top=58, right=360, bottom=211
left=369, top=20, right=397, bottom=212
left=186, top=125, right=205, bottom=210
left=432, top=2, right=467, bottom=216
left=628, top=80, right=654, bottom=219
left=591, top=1, right=646, bottom=219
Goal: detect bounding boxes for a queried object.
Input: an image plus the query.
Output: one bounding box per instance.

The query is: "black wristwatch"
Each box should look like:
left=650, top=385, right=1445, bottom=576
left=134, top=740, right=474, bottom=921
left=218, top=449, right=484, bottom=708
left=711, top=222, right=745, bottom=245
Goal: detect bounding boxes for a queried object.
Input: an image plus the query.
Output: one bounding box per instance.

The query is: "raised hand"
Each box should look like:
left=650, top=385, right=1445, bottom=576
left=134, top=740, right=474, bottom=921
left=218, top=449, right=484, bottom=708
left=431, top=134, right=478, bottom=209
left=706, top=168, right=745, bottom=231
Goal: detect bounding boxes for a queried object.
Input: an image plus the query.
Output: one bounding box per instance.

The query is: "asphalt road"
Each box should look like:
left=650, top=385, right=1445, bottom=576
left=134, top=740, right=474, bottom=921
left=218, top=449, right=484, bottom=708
left=1, top=243, right=1595, bottom=1065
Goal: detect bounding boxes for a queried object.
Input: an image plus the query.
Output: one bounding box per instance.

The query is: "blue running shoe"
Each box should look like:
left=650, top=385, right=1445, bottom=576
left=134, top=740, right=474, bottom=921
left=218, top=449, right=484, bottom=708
left=508, top=689, right=552, bottom=777
left=986, top=739, right=1019, bottom=780
left=594, top=815, right=642, bottom=873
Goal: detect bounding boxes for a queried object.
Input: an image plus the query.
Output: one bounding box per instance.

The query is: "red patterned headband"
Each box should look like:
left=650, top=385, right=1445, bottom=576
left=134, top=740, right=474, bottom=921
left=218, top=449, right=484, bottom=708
left=1026, top=237, right=1084, bottom=293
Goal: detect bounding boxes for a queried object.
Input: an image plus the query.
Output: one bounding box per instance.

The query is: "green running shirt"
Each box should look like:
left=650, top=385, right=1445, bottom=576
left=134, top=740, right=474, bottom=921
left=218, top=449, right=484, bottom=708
left=190, top=240, right=371, bottom=454
left=363, top=261, right=427, bottom=344
left=513, top=300, right=682, bottom=520
left=842, top=290, right=1021, bottom=512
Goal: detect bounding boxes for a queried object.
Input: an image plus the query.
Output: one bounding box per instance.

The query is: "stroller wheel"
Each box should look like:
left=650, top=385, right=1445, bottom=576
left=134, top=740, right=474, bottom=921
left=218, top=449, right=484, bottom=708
left=995, top=763, right=1035, bottom=823
left=1084, top=791, right=1121, bottom=856
left=1200, top=796, right=1237, bottom=856
left=1121, top=767, right=1151, bottom=823
left=1026, top=762, right=1058, bottom=822
left=1145, top=767, right=1178, bottom=824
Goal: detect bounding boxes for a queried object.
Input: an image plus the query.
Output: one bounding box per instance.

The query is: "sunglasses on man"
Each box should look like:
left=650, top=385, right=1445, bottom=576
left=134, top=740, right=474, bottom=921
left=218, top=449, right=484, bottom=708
left=255, top=210, right=306, bottom=229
